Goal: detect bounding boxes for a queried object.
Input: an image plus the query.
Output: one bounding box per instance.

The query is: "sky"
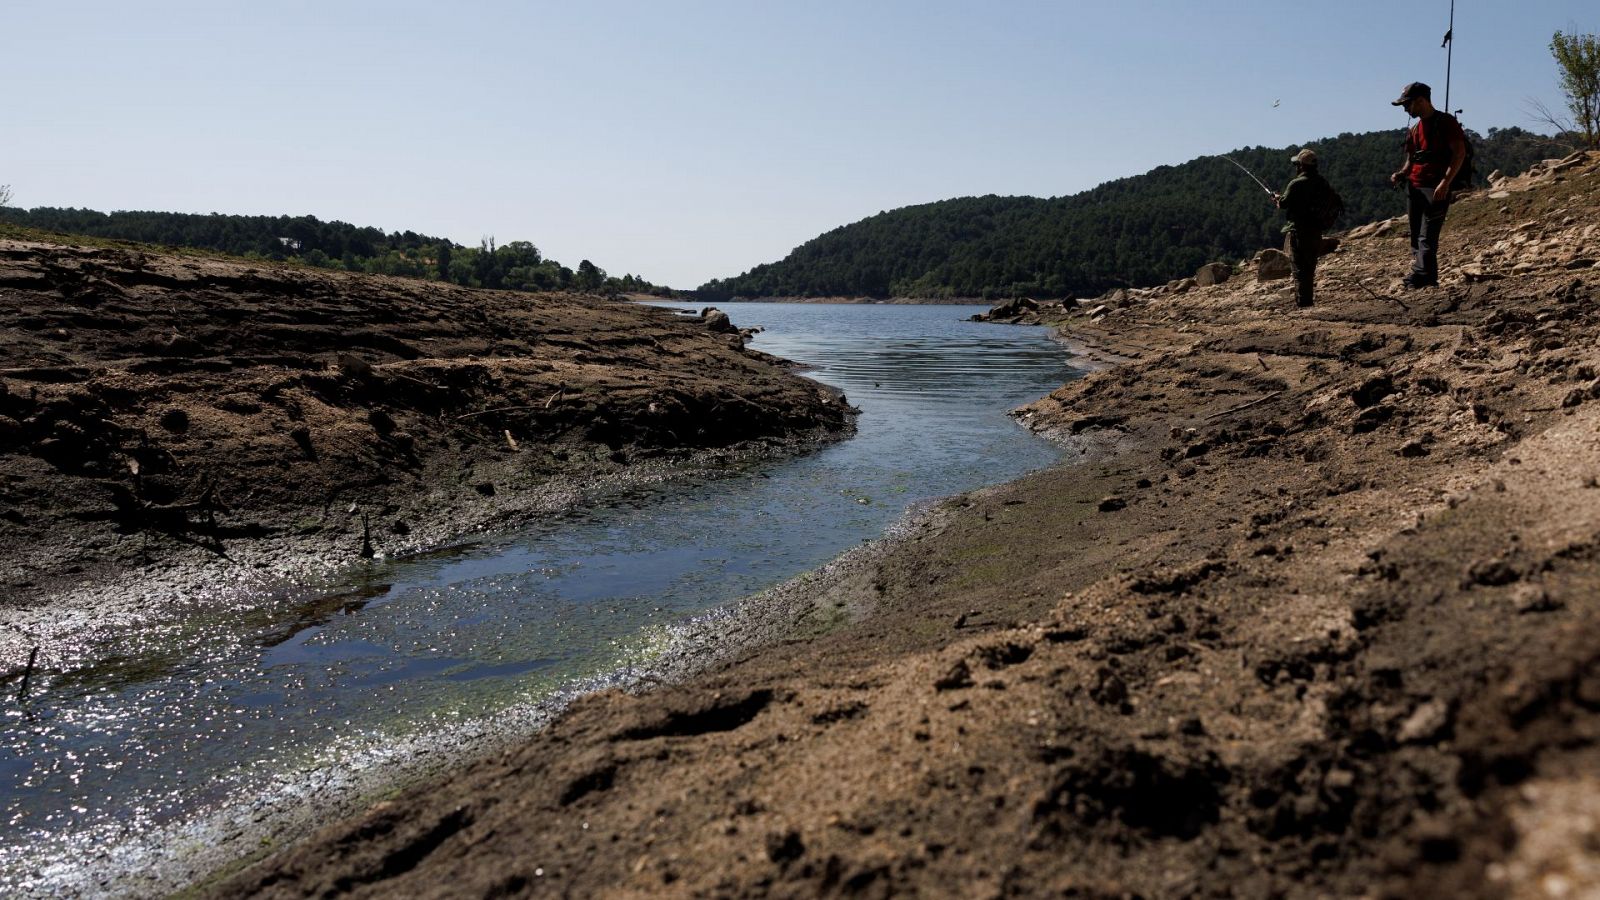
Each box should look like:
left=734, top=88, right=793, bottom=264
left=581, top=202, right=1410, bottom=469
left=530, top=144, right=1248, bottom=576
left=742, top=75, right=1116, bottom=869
left=3, top=1, right=1594, bottom=288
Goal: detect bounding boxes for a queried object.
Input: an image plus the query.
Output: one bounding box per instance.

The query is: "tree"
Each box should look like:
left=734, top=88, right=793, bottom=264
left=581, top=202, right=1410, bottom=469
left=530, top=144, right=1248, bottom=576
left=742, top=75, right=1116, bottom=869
left=0, top=185, right=11, bottom=207
left=1551, top=30, right=1600, bottom=148
left=574, top=259, right=605, bottom=291
left=435, top=242, right=452, bottom=281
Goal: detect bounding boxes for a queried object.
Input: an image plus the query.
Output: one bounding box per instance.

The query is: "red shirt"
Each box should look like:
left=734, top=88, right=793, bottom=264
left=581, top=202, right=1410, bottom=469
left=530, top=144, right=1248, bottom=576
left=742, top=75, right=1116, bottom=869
left=1405, top=112, right=1466, bottom=188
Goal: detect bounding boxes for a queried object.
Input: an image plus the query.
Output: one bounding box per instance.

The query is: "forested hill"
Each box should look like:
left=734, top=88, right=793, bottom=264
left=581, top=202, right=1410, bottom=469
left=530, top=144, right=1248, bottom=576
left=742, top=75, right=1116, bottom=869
left=0, top=208, right=678, bottom=298
left=698, top=126, right=1569, bottom=302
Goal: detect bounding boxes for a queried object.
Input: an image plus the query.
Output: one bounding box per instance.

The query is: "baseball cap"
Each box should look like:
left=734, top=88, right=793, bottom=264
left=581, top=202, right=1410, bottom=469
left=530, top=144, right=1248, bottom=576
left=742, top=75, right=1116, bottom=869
left=1392, top=82, right=1432, bottom=105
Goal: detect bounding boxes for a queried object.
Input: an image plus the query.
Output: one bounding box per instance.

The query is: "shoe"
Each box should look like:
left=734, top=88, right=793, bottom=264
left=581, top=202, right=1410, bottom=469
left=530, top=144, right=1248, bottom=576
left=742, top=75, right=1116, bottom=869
left=1296, top=299, right=1314, bottom=307
left=1402, top=275, right=1437, bottom=290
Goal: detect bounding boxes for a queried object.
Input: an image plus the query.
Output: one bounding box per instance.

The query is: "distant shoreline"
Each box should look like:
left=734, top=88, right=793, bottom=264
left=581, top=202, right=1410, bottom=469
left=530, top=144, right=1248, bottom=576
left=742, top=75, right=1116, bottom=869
left=710, top=295, right=1005, bottom=305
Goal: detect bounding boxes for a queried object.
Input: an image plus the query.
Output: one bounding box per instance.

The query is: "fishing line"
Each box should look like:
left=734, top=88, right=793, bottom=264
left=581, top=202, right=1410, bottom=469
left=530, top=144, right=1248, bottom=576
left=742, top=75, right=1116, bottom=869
left=1215, top=155, right=1277, bottom=200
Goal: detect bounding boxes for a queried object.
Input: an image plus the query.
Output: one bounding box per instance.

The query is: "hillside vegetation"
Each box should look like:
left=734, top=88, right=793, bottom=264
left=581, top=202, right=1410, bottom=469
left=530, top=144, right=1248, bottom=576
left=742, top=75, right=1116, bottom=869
left=0, top=208, right=678, bottom=298
left=698, top=126, right=1570, bottom=301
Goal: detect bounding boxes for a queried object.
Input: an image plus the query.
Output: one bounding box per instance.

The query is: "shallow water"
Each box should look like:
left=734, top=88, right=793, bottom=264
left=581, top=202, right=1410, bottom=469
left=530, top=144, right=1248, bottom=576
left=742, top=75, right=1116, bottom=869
left=0, top=302, right=1078, bottom=892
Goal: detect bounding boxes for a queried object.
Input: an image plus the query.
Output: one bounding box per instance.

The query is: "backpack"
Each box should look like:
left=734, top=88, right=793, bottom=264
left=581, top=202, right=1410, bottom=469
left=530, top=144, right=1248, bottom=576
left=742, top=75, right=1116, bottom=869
left=1315, top=178, right=1345, bottom=230
left=1415, top=112, right=1476, bottom=194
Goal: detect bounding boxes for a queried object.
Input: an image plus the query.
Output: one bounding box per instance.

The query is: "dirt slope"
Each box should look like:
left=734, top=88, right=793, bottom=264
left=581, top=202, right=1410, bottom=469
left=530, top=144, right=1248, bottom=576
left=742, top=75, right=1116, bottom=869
left=204, top=152, right=1600, bottom=898
left=0, top=241, right=853, bottom=612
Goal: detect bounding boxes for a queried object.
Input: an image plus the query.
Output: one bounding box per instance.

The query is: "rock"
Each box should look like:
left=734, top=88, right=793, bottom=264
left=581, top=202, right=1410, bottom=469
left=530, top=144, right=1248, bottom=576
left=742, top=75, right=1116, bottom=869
left=1350, top=374, right=1394, bottom=408
left=979, top=297, right=1039, bottom=321
left=0, top=415, right=25, bottom=451
left=158, top=408, right=190, bottom=433
left=934, top=659, right=974, bottom=691
left=1466, top=557, right=1520, bottom=587
left=1513, top=583, right=1562, bottom=613
left=765, top=829, right=805, bottom=864
left=152, top=333, right=205, bottom=357
left=1398, top=438, right=1429, bottom=458
left=701, top=308, right=737, bottom=334
left=335, top=353, right=374, bottom=381
left=289, top=425, right=313, bottom=456
left=1089, top=667, right=1128, bottom=707
left=1488, top=190, right=1510, bottom=200
left=1098, top=495, right=1127, bottom=512
left=1397, top=699, right=1451, bottom=744
left=1256, top=249, right=1292, bottom=281
left=1085, top=304, right=1110, bottom=320
left=1196, top=261, right=1228, bottom=285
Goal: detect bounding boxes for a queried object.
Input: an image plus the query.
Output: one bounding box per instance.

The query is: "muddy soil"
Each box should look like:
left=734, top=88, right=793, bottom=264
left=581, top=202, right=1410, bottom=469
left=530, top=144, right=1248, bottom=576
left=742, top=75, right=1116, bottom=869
left=188, top=153, right=1600, bottom=898
left=0, top=237, right=852, bottom=635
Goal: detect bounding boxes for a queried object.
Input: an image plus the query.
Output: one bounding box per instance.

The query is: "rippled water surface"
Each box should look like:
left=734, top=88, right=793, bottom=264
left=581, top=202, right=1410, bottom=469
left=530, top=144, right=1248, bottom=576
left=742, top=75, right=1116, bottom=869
left=0, top=302, right=1079, bottom=891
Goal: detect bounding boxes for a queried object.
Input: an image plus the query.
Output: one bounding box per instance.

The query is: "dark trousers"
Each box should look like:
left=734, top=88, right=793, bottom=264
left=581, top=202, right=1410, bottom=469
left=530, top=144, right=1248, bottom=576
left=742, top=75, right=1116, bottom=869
left=1407, top=185, right=1451, bottom=284
left=1287, top=228, right=1321, bottom=306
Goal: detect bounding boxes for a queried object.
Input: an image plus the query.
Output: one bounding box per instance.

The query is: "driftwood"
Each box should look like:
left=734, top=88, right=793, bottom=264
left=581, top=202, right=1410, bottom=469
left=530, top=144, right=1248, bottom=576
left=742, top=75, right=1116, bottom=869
left=18, top=646, right=38, bottom=702
left=1204, top=390, right=1286, bottom=420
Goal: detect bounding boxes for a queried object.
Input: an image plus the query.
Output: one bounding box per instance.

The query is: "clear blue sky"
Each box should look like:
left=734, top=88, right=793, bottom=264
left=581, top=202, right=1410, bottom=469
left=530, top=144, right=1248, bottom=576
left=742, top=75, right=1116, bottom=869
left=3, top=1, right=1593, bottom=287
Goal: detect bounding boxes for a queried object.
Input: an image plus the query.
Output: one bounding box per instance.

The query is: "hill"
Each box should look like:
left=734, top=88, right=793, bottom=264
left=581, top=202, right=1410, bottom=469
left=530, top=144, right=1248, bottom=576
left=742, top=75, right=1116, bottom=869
left=698, top=125, right=1570, bottom=301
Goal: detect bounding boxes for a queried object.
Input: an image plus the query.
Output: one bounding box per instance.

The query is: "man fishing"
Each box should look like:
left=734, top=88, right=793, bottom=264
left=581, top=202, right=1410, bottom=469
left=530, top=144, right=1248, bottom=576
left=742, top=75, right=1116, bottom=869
left=1389, top=81, right=1467, bottom=289
left=1273, top=149, right=1334, bottom=308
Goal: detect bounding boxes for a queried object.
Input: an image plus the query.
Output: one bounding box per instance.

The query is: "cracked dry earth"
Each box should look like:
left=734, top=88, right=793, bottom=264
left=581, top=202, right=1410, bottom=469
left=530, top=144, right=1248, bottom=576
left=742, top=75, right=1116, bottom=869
left=200, top=154, right=1600, bottom=898
left=0, top=241, right=851, bottom=616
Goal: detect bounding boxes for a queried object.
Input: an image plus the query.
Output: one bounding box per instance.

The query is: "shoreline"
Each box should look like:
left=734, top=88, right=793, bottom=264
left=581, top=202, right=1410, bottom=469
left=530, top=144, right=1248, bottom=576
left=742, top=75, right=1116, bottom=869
left=0, top=236, right=854, bottom=671
left=1, top=426, right=849, bottom=694
left=201, top=155, right=1600, bottom=898
left=10, top=491, right=960, bottom=899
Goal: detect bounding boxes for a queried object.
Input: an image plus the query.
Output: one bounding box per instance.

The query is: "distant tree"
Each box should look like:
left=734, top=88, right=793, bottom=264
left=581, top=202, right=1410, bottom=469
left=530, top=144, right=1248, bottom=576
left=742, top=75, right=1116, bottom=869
left=1550, top=31, right=1600, bottom=148
left=574, top=259, right=605, bottom=291
left=435, top=242, right=452, bottom=281
left=0, top=185, right=12, bottom=207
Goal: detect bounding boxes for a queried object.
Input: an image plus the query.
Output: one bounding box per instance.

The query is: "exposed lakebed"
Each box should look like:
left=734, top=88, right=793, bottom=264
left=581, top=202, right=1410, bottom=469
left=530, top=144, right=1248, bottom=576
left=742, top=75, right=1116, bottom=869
left=1, top=302, right=1077, bottom=894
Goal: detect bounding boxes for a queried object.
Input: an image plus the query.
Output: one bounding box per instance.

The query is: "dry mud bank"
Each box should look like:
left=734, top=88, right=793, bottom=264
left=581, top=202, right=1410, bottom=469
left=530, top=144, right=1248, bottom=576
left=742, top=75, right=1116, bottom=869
left=0, top=239, right=852, bottom=655
left=202, top=153, right=1600, bottom=897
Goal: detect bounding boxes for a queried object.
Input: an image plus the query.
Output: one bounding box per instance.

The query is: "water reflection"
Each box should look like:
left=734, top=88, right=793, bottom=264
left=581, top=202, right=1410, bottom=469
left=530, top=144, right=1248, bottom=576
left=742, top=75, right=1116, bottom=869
left=0, top=303, right=1079, bottom=894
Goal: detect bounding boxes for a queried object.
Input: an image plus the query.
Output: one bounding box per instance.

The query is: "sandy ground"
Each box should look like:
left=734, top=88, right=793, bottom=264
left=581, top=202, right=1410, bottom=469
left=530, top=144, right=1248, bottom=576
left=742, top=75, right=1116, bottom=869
left=168, top=153, right=1600, bottom=899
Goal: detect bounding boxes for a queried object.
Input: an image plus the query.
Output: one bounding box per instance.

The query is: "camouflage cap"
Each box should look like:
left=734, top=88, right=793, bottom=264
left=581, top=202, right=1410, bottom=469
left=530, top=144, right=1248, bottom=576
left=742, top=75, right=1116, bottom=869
left=1290, top=148, right=1318, bottom=166
left=1392, top=82, right=1431, bottom=105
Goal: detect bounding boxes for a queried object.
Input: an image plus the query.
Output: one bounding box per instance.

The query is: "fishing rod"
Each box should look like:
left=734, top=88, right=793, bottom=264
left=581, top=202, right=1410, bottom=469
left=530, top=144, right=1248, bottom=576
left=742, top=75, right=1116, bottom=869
left=1442, top=0, right=1455, bottom=115
left=1216, top=155, right=1277, bottom=201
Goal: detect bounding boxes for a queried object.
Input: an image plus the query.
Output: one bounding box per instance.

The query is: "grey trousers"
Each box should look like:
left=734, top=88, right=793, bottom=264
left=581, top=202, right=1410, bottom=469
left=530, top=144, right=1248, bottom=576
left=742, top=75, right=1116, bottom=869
left=1407, top=185, right=1451, bottom=284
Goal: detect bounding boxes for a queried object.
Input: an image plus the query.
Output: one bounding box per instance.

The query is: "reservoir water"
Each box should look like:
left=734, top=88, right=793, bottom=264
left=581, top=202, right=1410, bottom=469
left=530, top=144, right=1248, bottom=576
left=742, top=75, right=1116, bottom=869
left=0, top=302, right=1079, bottom=894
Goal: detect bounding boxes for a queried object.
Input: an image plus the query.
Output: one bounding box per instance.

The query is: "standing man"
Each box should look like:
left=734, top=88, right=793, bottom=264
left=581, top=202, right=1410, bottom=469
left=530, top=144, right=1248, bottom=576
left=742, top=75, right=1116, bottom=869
left=1389, top=82, right=1467, bottom=289
left=1274, top=148, right=1332, bottom=308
